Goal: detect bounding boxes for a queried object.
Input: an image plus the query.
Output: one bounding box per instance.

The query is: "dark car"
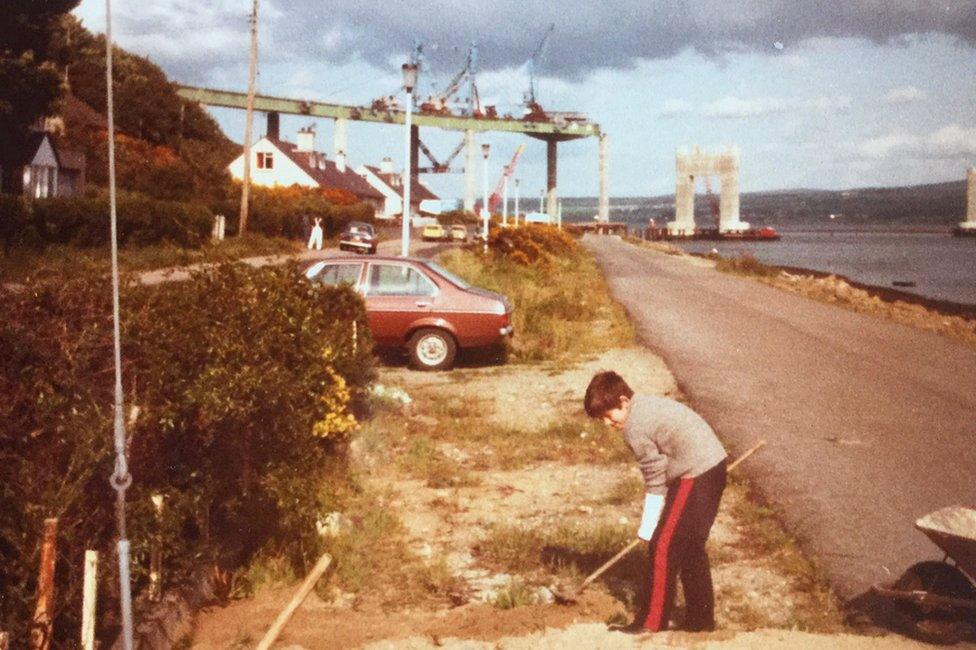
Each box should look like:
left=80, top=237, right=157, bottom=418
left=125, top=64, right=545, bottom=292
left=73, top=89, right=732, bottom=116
left=305, top=255, right=513, bottom=370
left=339, top=221, right=378, bottom=254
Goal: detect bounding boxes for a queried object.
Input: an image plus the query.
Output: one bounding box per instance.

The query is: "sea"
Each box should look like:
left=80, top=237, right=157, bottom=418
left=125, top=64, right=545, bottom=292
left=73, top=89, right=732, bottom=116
left=557, top=199, right=976, bottom=307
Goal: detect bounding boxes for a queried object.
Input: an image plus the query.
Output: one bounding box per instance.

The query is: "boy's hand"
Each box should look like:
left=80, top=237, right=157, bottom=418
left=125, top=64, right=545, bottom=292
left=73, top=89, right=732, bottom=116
left=637, top=493, right=665, bottom=541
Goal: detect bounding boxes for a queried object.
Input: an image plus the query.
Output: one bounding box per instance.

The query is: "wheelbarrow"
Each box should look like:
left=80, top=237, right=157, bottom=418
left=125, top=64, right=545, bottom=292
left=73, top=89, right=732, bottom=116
left=871, top=506, right=976, bottom=645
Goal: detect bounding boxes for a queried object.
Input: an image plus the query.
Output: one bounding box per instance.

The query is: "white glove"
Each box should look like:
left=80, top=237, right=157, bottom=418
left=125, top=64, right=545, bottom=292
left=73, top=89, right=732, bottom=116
left=637, top=493, right=665, bottom=541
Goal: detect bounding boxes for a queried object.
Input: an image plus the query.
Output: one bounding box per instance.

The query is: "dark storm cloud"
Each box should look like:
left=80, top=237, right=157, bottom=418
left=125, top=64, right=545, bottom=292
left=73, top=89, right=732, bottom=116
left=273, top=0, right=976, bottom=76
left=101, top=0, right=976, bottom=82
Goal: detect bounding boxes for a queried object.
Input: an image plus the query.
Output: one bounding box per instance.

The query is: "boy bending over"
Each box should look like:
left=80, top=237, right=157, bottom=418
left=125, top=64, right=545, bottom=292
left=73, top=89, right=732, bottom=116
left=585, top=371, right=727, bottom=633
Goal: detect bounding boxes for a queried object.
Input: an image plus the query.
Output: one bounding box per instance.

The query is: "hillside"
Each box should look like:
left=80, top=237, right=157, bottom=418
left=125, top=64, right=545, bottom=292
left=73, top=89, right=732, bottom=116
left=54, top=16, right=237, bottom=201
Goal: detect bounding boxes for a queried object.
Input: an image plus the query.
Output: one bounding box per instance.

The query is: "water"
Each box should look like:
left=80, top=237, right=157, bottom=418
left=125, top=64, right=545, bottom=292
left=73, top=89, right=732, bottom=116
left=556, top=199, right=976, bottom=306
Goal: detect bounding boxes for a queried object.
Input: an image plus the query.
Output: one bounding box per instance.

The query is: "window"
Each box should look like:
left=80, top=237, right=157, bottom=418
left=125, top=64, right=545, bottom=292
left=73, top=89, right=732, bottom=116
left=367, top=264, right=436, bottom=296
left=314, top=263, right=362, bottom=288
left=256, top=152, right=274, bottom=169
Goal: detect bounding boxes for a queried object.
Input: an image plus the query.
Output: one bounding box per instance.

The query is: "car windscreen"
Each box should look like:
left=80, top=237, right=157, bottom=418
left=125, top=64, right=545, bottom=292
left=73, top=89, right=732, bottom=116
left=422, top=261, right=470, bottom=290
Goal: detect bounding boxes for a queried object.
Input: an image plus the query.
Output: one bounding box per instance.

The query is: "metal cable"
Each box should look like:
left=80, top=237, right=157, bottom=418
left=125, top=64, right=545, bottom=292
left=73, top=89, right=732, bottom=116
left=104, top=0, right=134, bottom=647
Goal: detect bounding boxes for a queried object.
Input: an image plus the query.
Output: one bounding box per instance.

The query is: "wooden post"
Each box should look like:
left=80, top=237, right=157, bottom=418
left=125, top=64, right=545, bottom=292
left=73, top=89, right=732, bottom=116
left=81, top=551, right=98, bottom=650
left=255, top=553, right=332, bottom=650
left=31, top=518, right=58, bottom=650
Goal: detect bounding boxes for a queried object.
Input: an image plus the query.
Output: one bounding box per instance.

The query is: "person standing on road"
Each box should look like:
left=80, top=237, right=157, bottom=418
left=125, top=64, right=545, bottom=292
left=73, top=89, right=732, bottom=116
left=307, top=217, right=323, bottom=250
left=584, top=371, right=727, bottom=633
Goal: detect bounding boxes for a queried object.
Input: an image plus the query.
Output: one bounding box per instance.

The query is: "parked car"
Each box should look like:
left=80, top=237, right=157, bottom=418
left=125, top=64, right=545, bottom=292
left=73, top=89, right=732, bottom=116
left=449, top=224, right=468, bottom=242
left=305, top=256, right=513, bottom=370
left=339, top=221, right=378, bottom=254
left=421, top=223, right=447, bottom=242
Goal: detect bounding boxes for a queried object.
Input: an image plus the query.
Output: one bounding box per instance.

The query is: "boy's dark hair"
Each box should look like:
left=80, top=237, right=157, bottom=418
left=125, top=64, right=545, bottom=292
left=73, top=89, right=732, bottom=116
left=584, top=371, right=634, bottom=418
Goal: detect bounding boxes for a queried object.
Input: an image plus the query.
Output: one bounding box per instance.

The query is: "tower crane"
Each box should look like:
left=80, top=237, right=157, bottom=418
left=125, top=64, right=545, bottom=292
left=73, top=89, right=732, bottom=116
left=523, top=24, right=554, bottom=119
left=486, top=144, right=525, bottom=214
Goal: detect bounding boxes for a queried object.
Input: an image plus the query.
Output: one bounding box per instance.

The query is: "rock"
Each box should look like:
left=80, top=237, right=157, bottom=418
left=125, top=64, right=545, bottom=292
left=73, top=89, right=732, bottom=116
left=316, top=511, right=352, bottom=538
left=535, top=586, right=556, bottom=604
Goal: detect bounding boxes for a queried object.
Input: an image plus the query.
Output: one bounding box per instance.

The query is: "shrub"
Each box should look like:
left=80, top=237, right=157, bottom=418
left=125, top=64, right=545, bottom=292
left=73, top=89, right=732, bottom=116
left=488, top=223, right=580, bottom=265
left=214, top=186, right=375, bottom=240
left=0, top=193, right=37, bottom=251
left=0, top=262, right=374, bottom=644
left=27, top=193, right=214, bottom=249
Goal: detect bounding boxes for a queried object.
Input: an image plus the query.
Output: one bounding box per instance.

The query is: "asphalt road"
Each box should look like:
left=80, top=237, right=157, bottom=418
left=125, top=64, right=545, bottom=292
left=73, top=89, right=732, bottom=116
left=584, top=235, right=976, bottom=602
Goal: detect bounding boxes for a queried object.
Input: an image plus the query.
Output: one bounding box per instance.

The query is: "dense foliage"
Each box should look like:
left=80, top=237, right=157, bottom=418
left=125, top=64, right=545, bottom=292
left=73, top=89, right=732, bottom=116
left=212, top=185, right=375, bottom=240
left=487, top=222, right=580, bottom=265
left=0, top=263, right=374, bottom=644
left=0, top=1, right=80, bottom=193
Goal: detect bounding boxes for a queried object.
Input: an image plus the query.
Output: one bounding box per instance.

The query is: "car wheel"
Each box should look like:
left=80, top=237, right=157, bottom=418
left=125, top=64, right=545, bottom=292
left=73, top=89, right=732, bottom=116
left=408, top=328, right=457, bottom=371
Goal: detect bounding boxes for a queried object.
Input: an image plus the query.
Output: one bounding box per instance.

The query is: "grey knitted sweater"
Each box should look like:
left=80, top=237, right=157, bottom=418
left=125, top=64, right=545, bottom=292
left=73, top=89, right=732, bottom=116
left=622, top=395, right=727, bottom=495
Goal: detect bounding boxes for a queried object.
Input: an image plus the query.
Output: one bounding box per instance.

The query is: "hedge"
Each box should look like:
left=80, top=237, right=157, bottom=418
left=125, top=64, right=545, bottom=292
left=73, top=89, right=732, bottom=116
left=0, top=262, right=374, bottom=644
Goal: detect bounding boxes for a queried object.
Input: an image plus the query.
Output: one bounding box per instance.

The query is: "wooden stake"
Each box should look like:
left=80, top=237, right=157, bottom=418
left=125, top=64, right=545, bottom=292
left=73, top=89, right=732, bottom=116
left=81, top=551, right=98, bottom=650
left=31, top=518, right=58, bottom=650
left=255, top=553, right=333, bottom=650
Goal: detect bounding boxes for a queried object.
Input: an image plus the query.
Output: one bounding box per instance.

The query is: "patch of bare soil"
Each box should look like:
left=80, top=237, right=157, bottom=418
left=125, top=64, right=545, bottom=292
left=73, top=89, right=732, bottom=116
left=190, top=347, right=921, bottom=649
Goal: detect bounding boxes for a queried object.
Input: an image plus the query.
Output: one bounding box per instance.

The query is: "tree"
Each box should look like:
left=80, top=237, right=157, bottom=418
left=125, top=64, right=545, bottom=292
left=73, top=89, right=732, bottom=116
left=0, top=0, right=80, bottom=193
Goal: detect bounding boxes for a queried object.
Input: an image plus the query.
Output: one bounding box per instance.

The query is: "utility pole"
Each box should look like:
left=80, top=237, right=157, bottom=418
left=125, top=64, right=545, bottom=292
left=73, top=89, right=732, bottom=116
left=239, top=0, right=259, bottom=235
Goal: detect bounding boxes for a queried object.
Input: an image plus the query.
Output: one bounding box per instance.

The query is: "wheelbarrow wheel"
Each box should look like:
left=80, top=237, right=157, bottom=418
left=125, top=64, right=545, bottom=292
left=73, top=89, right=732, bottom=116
left=891, top=561, right=976, bottom=645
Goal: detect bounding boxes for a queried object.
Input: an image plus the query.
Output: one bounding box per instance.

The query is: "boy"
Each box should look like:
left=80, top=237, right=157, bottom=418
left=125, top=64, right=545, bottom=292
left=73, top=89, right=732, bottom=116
left=584, top=370, right=727, bottom=633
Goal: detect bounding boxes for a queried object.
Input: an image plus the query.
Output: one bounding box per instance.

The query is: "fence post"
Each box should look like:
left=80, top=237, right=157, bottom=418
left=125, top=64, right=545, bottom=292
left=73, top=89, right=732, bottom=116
left=81, top=551, right=98, bottom=650
left=31, top=518, right=58, bottom=650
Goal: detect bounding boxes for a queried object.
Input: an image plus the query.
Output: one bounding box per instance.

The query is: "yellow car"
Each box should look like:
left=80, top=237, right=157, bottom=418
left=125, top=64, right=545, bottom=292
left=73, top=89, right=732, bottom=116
left=421, top=223, right=447, bottom=241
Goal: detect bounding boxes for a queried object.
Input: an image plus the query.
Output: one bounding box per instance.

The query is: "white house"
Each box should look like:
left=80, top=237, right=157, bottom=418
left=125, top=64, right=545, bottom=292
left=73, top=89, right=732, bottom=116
left=356, top=157, right=439, bottom=221
left=227, top=128, right=383, bottom=208
left=2, top=131, right=85, bottom=198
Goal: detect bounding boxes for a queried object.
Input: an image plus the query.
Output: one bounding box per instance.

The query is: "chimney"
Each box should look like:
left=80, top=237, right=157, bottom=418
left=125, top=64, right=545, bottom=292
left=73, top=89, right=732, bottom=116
left=296, top=126, right=315, bottom=152
left=336, top=151, right=346, bottom=173
left=267, top=111, right=280, bottom=140
left=380, top=157, right=394, bottom=174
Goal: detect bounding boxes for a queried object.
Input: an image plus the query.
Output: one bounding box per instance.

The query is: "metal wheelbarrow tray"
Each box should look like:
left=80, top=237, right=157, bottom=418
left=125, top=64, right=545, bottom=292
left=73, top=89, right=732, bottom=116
left=871, top=506, right=976, bottom=644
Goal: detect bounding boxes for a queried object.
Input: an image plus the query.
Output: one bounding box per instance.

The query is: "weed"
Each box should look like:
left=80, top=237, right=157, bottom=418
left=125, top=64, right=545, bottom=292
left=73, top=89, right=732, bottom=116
left=492, top=578, right=536, bottom=609
left=601, top=474, right=645, bottom=506
left=234, top=554, right=297, bottom=597
left=714, top=252, right=781, bottom=278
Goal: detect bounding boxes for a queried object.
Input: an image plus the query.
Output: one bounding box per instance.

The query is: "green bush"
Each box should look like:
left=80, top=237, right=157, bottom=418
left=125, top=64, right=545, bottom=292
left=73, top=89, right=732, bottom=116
left=213, top=186, right=375, bottom=240
left=0, top=262, right=374, bottom=644
left=488, top=223, right=580, bottom=265
left=29, top=193, right=214, bottom=248
left=0, top=193, right=38, bottom=251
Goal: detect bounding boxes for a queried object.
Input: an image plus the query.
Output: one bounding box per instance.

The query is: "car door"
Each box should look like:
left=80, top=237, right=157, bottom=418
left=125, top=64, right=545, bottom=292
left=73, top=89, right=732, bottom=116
left=362, top=262, right=436, bottom=346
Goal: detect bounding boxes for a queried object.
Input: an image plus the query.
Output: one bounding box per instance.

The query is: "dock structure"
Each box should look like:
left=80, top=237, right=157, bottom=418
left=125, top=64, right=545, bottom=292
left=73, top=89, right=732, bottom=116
left=175, top=85, right=608, bottom=221
left=958, top=167, right=976, bottom=237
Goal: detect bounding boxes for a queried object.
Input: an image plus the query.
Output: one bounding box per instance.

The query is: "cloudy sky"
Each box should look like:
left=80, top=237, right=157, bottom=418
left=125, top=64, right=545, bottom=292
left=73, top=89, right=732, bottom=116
left=74, top=1, right=976, bottom=199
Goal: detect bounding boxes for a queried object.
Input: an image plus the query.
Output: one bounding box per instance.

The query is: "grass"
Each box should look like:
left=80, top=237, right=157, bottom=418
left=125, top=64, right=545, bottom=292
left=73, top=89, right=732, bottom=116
left=492, top=578, right=537, bottom=609
left=398, top=435, right=481, bottom=489
left=439, top=248, right=635, bottom=362
left=714, top=252, right=781, bottom=278
left=0, top=234, right=303, bottom=283
left=600, top=474, right=646, bottom=505
left=479, top=521, right=633, bottom=575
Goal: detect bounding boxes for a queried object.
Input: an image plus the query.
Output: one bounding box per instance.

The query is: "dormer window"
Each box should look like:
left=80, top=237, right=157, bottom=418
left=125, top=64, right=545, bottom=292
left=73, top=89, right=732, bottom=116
left=257, top=152, right=274, bottom=169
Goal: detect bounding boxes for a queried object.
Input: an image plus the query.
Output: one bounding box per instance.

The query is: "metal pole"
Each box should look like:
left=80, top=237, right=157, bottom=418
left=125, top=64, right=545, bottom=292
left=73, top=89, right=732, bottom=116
left=104, top=1, right=134, bottom=647
left=481, top=152, right=489, bottom=250
left=502, top=176, right=508, bottom=227
left=514, top=179, right=520, bottom=227
left=400, top=95, right=413, bottom=257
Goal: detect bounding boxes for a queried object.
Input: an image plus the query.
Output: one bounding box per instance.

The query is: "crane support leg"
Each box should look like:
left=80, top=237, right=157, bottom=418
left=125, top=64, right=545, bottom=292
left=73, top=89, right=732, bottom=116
left=267, top=111, right=280, bottom=139
left=463, top=129, right=476, bottom=213
left=598, top=134, right=609, bottom=222
left=333, top=118, right=347, bottom=155
left=546, top=139, right=558, bottom=218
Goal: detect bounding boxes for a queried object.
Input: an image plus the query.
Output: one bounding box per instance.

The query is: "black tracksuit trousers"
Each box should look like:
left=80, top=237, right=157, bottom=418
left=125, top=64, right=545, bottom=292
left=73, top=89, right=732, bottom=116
left=633, top=459, right=727, bottom=631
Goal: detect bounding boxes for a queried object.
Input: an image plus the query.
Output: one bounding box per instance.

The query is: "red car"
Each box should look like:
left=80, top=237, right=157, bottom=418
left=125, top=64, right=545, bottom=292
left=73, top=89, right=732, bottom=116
left=305, top=255, right=513, bottom=370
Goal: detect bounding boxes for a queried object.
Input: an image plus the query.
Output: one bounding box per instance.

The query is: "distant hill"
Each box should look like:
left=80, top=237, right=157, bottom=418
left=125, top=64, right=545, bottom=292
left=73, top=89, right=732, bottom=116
left=561, top=179, right=969, bottom=226
left=53, top=16, right=237, bottom=201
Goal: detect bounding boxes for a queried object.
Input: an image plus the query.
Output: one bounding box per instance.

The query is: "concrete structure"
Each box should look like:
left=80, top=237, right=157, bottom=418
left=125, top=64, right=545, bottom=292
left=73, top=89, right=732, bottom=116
left=960, top=167, right=976, bottom=232
left=176, top=85, right=604, bottom=223
left=668, top=146, right=748, bottom=236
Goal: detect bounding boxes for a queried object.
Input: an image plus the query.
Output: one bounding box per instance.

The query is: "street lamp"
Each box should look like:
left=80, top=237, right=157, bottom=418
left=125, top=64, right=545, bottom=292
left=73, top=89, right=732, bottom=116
left=514, top=178, right=520, bottom=227
left=400, top=62, right=418, bottom=257
left=481, top=143, right=490, bottom=250
left=502, top=175, right=509, bottom=227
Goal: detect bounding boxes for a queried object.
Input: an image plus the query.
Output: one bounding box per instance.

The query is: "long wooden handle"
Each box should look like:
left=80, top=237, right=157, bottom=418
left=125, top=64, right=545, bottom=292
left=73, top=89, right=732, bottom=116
left=255, top=553, right=333, bottom=650
left=579, top=440, right=767, bottom=590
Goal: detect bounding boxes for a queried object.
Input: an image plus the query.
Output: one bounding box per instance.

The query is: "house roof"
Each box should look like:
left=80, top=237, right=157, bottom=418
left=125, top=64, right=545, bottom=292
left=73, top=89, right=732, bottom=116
left=7, top=131, right=85, bottom=171
left=364, top=165, right=438, bottom=203
left=269, top=138, right=383, bottom=201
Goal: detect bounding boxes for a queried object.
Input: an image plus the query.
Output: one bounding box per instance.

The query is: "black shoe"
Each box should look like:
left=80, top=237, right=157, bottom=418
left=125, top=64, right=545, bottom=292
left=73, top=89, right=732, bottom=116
left=608, top=622, right=650, bottom=635
left=680, top=622, right=715, bottom=632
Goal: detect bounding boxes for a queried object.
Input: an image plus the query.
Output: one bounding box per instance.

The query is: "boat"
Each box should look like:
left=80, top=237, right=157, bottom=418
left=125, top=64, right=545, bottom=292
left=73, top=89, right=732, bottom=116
left=646, top=226, right=781, bottom=241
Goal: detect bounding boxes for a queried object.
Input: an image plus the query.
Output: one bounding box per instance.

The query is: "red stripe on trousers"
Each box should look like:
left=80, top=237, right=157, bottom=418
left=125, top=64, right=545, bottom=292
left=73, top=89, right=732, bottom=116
left=644, top=477, right=695, bottom=631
